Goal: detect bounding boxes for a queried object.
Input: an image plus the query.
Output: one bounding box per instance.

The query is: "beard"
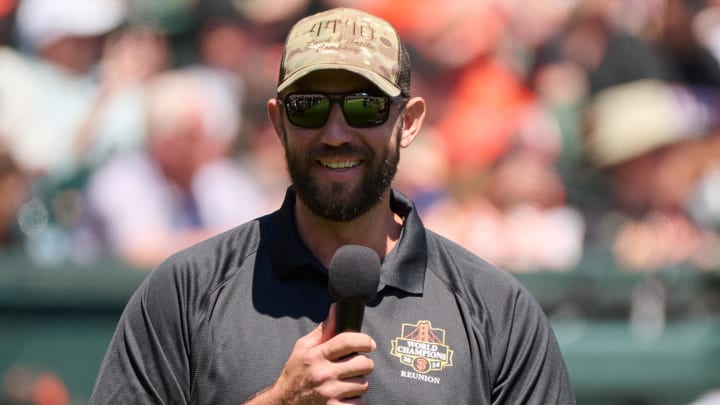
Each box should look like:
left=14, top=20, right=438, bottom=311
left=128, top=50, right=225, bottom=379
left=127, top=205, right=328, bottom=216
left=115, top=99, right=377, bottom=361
left=284, top=129, right=401, bottom=222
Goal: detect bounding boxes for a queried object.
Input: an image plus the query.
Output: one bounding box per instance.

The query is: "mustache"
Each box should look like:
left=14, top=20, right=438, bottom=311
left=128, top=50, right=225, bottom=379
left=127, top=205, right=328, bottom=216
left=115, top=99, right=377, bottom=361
left=308, top=144, right=372, bottom=160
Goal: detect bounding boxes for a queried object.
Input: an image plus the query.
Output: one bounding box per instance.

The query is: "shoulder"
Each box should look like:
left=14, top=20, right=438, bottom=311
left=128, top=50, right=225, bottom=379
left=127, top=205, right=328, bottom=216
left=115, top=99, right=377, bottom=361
left=155, top=218, right=264, bottom=286
left=423, top=229, right=540, bottom=318
left=136, top=218, right=266, bottom=316
left=425, top=229, right=520, bottom=288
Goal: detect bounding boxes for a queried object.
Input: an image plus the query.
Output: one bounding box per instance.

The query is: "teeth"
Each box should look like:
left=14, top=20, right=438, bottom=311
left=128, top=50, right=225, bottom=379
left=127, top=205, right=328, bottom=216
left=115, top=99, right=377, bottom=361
left=323, top=161, right=359, bottom=169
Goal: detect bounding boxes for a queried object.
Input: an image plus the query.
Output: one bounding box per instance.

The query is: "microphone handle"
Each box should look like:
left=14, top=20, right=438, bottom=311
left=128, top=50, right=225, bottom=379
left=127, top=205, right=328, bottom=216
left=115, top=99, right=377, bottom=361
left=335, top=301, right=365, bottom=334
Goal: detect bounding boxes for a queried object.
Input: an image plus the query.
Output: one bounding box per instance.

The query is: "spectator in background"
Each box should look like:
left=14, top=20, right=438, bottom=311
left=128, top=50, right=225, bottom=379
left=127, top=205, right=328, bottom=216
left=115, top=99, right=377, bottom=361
left=74, top=23, right=169, bottom=171
left=422, top=125, right=586, bottom=273
left=0, top=0, right=178, bottom=265
left=192, top=0, right=252, bottom=134
left=584, top=80, right=720, bottom=272
left=193, top=0, right=311, bottom=131
left=83, top=69, right=270, bottom=269
left=553, top=0, right=720, bottom=272
left=0, top=0, right=127, bottom=178
left=520, top=0, right=720, bottom=272
left=191, top=0, right=308, bottom=207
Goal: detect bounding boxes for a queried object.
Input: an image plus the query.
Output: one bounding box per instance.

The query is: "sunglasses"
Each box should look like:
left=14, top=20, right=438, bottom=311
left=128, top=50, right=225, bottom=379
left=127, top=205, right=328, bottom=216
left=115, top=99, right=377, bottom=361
left=281, top=92, right=406, bottom=129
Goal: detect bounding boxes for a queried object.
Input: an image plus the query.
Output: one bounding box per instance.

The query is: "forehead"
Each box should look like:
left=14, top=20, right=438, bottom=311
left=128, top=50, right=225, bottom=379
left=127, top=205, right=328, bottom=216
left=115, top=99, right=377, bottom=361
left=283, top=69, right=382, bottom=94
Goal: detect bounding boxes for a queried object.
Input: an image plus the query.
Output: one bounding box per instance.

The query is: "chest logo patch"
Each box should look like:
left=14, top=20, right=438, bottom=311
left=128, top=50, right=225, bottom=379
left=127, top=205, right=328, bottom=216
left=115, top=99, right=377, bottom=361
left=390, top=320, right=454, bottom=374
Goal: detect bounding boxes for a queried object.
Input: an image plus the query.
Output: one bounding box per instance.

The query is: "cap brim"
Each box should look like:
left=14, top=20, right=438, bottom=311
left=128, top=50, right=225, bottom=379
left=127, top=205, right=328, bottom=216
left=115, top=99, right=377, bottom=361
left=277, top=64, right=402, bottom=97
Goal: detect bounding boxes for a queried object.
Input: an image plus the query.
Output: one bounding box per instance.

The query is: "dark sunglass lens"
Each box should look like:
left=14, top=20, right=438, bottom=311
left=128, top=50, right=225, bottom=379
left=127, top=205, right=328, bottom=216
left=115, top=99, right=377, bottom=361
left=343, top=94, right=389, bottom=127
left=286, top=94, right=330, bottom=127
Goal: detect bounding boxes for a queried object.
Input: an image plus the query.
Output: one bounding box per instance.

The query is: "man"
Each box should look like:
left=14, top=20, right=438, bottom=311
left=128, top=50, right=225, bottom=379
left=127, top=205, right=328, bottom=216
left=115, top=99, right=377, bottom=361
left=82, top=68, right=268, bottom=269
left=90, top=7, right=575, bottom=404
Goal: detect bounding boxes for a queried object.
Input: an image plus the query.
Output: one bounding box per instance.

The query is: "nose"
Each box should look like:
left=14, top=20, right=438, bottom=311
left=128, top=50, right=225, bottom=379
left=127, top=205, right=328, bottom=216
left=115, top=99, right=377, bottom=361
left=320, top=103, right=353, bottom=146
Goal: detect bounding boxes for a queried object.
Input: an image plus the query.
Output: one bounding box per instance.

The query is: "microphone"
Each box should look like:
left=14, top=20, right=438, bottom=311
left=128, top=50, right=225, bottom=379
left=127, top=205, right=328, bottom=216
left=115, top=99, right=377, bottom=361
left=328, top=245, right=381, bottom=334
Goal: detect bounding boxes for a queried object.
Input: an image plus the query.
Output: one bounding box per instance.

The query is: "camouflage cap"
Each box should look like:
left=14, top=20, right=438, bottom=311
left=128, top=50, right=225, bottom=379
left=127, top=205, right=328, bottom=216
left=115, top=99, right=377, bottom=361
left=277, top=7, right=411, bottom=97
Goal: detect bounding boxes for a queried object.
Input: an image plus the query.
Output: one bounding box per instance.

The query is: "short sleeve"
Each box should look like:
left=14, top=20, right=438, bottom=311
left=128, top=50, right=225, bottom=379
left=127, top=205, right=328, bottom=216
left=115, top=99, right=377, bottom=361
left=89, top=261, right=193, bottom=404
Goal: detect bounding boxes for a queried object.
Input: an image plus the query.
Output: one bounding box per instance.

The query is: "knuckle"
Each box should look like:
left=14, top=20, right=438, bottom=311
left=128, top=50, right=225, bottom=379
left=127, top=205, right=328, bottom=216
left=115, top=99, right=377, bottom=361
left=365, top=356, right=375, bottom=371
left=309, top=368, right=334, bottom=385
left=351, top=353, right=374, bottom=371
left=335, top=333, right=354, bottom=347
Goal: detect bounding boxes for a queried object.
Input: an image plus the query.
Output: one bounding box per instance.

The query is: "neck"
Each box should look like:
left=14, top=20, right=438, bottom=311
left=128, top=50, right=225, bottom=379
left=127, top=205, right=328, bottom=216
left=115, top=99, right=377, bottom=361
left=294, top=190, right=403, bottom=268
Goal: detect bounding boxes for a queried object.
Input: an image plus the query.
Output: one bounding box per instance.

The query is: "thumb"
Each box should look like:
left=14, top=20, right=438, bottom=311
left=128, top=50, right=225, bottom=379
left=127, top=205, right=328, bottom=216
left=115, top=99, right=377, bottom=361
left=295, top=303, right=337, bottom=350
left=321, top=303, right=337, bottom=342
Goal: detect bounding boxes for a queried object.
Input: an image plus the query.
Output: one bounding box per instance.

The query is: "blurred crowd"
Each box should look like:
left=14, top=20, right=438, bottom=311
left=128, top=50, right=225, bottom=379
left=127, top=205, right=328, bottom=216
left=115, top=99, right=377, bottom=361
left=2, top=0, right=720, bottom=403
left=1, top=0, right=720, bottom=275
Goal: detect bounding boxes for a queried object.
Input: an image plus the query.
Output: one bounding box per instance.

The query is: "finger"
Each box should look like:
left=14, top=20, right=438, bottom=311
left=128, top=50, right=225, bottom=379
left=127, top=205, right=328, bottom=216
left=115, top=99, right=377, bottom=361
left=294, top=321, right=326, bottom=351
left=322, top=303, right=338, bottom=342
left=335, top=353, right=375, bottom=379
left=294, top=303, right=341, bottom=351
left=322, top=333, right=376, bottom=361
left=339, top=375, right=370, bottom=398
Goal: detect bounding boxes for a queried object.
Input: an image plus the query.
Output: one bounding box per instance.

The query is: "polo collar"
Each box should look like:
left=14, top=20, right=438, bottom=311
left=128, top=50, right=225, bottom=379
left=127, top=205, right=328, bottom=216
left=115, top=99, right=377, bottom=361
left=267, top=187, right=427, bottom=295
left=267, top=187, right=324, bottom=278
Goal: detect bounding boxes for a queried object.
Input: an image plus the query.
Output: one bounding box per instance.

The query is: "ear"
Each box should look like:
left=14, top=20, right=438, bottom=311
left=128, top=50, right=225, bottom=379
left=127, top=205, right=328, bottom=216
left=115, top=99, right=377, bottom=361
left=267, top=98, right=287, bottom=146
left=399, top=97, right=426, bottom=148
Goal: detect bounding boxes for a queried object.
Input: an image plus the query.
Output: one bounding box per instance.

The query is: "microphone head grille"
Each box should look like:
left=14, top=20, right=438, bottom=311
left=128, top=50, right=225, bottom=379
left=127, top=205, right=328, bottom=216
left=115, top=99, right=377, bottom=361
left=328, top=245, right=381, bottom=303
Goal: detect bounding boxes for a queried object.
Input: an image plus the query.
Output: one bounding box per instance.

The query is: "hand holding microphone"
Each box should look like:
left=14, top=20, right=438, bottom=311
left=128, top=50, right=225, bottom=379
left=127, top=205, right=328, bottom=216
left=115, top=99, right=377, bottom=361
left=247, top=245, right=381, bottom=405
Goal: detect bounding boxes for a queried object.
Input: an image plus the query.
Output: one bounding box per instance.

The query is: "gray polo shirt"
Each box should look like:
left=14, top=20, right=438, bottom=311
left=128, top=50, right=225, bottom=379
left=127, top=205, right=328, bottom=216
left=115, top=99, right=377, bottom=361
left=90, top=187, right=575, bottom=404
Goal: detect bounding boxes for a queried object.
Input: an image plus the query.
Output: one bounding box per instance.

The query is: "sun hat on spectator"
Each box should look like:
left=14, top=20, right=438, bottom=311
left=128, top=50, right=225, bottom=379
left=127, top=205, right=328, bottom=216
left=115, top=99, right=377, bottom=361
left=584, top=79, right=710, bottom=168
left=16, top=0, right=126, bottom=50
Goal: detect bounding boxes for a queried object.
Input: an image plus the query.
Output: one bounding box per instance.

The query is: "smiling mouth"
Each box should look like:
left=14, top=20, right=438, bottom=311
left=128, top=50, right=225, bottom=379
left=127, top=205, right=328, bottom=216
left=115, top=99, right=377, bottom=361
left=320, top=160, right=361, bottom=169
